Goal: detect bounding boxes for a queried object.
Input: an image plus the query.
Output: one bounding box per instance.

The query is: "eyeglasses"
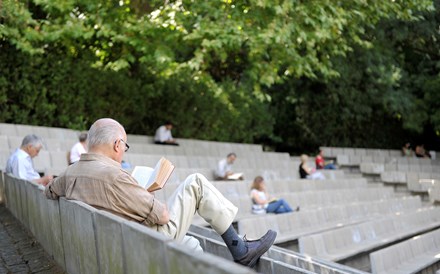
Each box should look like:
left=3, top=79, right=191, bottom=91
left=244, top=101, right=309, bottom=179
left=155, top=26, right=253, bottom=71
left=116, top=139, right=130, bottom=152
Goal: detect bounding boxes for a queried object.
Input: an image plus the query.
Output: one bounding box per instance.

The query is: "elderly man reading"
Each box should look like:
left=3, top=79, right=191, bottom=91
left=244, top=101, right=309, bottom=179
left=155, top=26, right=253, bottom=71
left=44, top=118, right=276, bottom=268
left=215, top=153, right=243, bottom=180
left=5, top=134, right=53, bottom=186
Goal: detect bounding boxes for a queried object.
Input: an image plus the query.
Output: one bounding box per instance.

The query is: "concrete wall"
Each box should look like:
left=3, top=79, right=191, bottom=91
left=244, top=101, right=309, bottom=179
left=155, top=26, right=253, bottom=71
left=2, top=173, right=254, bottom=274
left=0, top=171, right=4, bottom=204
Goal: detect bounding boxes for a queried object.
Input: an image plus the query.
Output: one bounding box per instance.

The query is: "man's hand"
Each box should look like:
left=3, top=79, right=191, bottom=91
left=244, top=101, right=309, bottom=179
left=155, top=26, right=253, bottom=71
left=36, top=175, right=54, bottom=186
left=157, top=206, right=170, bottom=225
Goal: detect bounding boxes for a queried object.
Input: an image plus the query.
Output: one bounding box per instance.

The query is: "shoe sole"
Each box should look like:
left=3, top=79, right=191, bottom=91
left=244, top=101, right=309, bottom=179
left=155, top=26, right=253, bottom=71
left=248, top=230, right=277, bottom=268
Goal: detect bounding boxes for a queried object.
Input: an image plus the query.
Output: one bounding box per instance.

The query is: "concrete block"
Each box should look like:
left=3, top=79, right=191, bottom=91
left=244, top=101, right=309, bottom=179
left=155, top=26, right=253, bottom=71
left=361, top=155, right=373, bottom=162
left=267, top=248, right=296, bottom=262
left=122, top=221, right=171, bottom=274
left=60, top=198, right=99, bottom=274
left=332, top=148, right=344, bottom=157
left=355, top=149, right=367, bottom=156
left=343, top=148, right=356, bottom=156
left=25, top=181, right=40, bottom=239
left=254, top=257, right=273, bottom=274
left=204, top=237, right=232, bottom=261
left=7, top=175, right=20, bottom=220
left=267, top=247, right=343, bottom=274
left=350, top=156, right=361, bottom=165
left=46, top=196, right=65, bottom=268
left=0, top=123, right=18, bottom=135
left=17, top=178, right=29, bottom=229
left=3, top=174, right=15, bottom=215
left=59, top=197, right=77, bottom=262
left=189, top=224, right=223, bottom=242
left=380, top=172, right=393, bottom=183
left=273, top=260, right=315, bottom=274
left=0, top=172, right=4, bottom=204
left=166, top=242, right=254, bottom=274
left=11, top=176, right=21, bottom=219
left=360, top=163, right=384, bottom=175
left=381, top=171, right=406, bottom=183
left=336, top=154, right=350, bottom=166
left=36, top=186, right=53, bottom=255
left=94, top=210, right=124, bottom=274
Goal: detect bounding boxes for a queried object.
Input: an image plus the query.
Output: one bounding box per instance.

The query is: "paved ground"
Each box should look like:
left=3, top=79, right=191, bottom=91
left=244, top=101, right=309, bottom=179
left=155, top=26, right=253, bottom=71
left=0, top=205, right=65, bottom=274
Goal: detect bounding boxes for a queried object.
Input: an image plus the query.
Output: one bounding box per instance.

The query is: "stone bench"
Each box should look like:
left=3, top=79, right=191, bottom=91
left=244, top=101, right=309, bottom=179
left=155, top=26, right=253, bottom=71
left=298, top=207, right=440, bottom=264
left=370, top=228, right=440, bottom=274
left=2, top=173, right=256, bottom=274
left=238, top=197, right=421, bottom=244
left=188, top=225, right=368, bottom=274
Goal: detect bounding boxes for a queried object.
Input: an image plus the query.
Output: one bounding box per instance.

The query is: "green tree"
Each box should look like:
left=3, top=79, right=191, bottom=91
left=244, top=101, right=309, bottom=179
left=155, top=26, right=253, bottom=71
left=0, top=0, right=437, bottom=151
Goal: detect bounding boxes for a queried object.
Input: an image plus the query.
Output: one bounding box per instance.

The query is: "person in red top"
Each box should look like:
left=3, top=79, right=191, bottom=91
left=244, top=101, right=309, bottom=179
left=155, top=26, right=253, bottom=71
left=315, top=149, right=336, bottom=170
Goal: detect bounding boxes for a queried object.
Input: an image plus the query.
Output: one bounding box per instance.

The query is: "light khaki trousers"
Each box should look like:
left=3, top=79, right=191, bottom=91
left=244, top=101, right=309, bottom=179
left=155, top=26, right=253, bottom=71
left=156, top=173, right=238, bottom=251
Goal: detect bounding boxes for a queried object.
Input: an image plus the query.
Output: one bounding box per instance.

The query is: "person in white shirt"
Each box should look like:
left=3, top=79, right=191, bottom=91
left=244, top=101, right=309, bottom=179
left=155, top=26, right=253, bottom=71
left=154, top=121, right=179, bottom=146
left=69, top=132, right=88, bottom=164
left=214, top=153, right=243, bottom=180
left=5, top=134, right=53, bottom=185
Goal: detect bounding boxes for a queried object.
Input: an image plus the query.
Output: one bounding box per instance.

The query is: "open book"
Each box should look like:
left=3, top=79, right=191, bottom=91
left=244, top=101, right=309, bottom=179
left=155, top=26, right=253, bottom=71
left=324, top=160, right=334, bottom=165
left=131, top=157, right=175, bottom=192
left=227, top=172, right=243, bottom=180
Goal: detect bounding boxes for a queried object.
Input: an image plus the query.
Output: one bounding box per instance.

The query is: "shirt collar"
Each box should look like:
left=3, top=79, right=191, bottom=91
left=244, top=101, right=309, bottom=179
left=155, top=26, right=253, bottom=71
left=79, top=153, right=122, bottom=168
left=18, top=148, right=31, bottom=158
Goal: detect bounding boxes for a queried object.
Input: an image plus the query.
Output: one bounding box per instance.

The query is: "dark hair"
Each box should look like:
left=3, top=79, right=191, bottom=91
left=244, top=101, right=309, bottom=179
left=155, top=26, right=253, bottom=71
left=227, top=152, right=237, bottom=158
left=164, top=121, right=173, bottom=126
left=79, top=132, right=88, bottom=142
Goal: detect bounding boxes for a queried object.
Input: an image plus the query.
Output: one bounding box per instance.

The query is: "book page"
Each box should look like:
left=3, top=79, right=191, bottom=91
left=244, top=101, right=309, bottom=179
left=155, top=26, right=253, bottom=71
left=146, top=157, right=175, bottom=192
left=131, top=166, right=154, bottom=188
left=227, top=172, right=243, bottom=180
left=131, top=157, right=175, bottom=191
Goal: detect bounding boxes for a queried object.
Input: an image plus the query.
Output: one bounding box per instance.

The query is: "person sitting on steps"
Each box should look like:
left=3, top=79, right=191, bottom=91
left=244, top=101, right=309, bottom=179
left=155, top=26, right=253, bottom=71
left=44, top=118, right=276, bottom=268
left=250, top=176, right=300, bottom=214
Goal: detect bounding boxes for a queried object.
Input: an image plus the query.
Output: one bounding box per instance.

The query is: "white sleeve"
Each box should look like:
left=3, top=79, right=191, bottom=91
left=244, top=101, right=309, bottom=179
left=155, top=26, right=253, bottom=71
left=70, top=143, right=85, bottom=163
left=154, top=126, right=170, bottom=142
left=20, top=158, right=40, bottom=180
left=215, top=160, right=226, bottom=178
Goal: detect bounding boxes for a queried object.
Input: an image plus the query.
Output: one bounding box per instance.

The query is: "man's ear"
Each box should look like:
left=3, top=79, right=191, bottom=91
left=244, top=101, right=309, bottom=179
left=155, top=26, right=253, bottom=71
left=113, top=140, right=120, bottom=153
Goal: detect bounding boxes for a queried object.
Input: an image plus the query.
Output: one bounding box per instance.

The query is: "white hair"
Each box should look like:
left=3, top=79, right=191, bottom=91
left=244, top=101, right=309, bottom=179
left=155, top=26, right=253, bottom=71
left=87, top=118, right=125, bottom=150
left=21, top=134, right=44, bottom=148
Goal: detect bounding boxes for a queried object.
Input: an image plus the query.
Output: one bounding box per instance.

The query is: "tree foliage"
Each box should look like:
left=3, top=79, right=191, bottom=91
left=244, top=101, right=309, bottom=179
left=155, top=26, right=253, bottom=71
left=0, top=0, right=438, bottom=153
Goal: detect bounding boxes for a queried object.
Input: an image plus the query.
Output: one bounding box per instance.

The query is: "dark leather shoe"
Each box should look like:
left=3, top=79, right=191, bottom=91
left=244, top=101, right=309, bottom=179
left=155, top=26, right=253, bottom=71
left=234, top=230, right=277, bottom=268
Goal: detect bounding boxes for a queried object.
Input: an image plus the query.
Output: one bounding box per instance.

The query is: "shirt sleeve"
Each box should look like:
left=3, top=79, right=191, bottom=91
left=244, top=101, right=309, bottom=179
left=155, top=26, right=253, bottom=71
left=157, top=127, right=171, bottom=142
left=110, top=173, right=167, bottom=226
left=44, top=174, right=66, bottom=199
left=70, top=143, right=80, bottom=163
left=12, top=158, right=25, bottom=179
left=18, top=157, right=40, bottom=181
left=215, top=160, right=226, bottom=178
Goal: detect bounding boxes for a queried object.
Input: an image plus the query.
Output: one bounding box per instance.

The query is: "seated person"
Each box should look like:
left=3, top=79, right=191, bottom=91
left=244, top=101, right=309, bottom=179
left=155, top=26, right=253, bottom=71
left=69, top=132, right=88, bottom=164
left=402, top=142, right=413, bottom=157
left=154, top=121, right=179, bottom=146
left=5, top=134, right=53, bottom=185
left=214, top=152, right=243, bottom=180
left=299, top=154, right=325, bottom=180
left=250, top=176, right=299, bottom=214
left=415, top=144, right=431, bottom=158
left=315, top=149, right=336, bottom=170
left=44, top=118, right=275, bottom=268
left=121, top=160, right=131, bottom=170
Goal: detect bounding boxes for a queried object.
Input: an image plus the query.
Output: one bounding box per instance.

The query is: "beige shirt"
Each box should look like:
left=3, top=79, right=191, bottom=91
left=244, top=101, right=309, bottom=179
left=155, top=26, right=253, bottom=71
left=44, top=153, right=166, bottom=227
